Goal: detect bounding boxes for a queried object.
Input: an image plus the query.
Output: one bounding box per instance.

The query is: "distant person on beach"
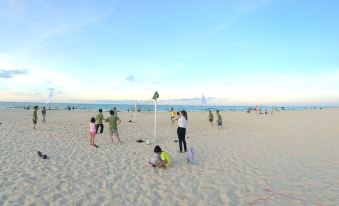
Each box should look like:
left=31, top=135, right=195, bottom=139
left=216, top=110, right=223, bottom=129
left=170, top=108, right=176, bottom=125
left=33, top=106, right=38, bottom=129
left=89, top=117, right=96, bottom=147
left=95, top=109, right=104, bottom=133
left=176, top=110, right=188, bottom=153
left=41, top=107, right=46, bottom=123
left=113, top=107, right=117, bottom=115
left=153, top=145, right=171, bottom=168
left=105, top=110, right=122, bottom=144
left=208, top=110, right=214, bottom=126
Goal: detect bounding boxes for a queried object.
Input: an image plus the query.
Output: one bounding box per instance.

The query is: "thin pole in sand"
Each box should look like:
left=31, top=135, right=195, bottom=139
left=154, top=99, right=157, bottom=143
left=134, top=100, right=136, bottom=121
left=152, top=91, right=159, bottom=144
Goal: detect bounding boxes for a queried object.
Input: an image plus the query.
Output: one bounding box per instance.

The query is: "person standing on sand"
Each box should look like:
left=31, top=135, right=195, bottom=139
left=208, top=110, right=214, bottom=126
left=170, top=108, right=176, bottom=125
left=113, top=107, right=117, bottom=115
left=216, top=110, right=223, bottom=129
left=105, top=110, right=122, bottom=144
left=89, top=117, right=97, bottom=147
left=176, top=110, right=188, bottom=153
left=41, top=107, right=46, bottom=123
left=95, top=109, right=104, bottom=134
left=33, top=106, right=38, bottom=129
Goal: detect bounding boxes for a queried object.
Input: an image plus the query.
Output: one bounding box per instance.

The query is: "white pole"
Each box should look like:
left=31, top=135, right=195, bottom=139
left=154, top=100, right=157, bottom=143
left=134, top=100, right=136, bottom=121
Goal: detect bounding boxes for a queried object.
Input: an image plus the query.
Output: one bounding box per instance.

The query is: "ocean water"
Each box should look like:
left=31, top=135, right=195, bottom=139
left=0, top=102, right=321, bottom=112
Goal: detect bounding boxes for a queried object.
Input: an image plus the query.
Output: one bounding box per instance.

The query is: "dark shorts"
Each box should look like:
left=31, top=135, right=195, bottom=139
left=209, top=119, right=213, bottom=122
left=33, top=119, right=37, bottom=124
left=218, top=122, right=222, bottom=126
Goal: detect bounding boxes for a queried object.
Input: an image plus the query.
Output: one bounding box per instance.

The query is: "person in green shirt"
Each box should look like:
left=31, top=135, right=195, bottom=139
left=216, top=110, right=223, bottom=129
left=95, top=109, right=104, bottom=134
left=105, top=110, right=122, bottom=144
left=41, top=107, right=46, bottom=123
left=154, top=145, right=171, bottom=168
left=208, top=110, right=214, bottom=126
left=33, top=106, right=38, bottom=129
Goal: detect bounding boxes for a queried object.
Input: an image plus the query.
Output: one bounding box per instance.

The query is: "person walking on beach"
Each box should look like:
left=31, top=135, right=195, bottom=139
left=41, top=107, right=46, bottom=123
left=170, top=108, right=176, bottom=125
left=176, top=110, right=188, bottom=153
left=89, top=117, right=97, bottom=147
left=105, top=110, right=122, bottom=144
left=208, top=110, right=214, bottom=126
left=95, top=109, right=104, bottom=133
left=216, top=110, right=223, bottom=129
left=33, top=106, right=38, bottom=129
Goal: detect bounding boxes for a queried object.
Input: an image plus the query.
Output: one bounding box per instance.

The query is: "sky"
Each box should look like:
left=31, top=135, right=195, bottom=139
left=0, top=0, right=339, bottom=105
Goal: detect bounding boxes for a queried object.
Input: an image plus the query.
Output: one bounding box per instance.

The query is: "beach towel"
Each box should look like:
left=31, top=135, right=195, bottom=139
left=187, top=147, right=194, bottom=164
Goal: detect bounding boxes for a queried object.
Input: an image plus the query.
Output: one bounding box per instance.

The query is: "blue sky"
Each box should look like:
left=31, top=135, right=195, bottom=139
left=1, top=0, right=339, bottom=105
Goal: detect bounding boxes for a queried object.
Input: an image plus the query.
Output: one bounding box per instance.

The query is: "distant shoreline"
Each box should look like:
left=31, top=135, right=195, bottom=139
left=0, top=101, right=337, bottom=112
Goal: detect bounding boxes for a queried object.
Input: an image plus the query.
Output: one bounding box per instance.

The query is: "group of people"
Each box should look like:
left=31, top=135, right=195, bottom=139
left=32, top=106, right=47, bottom=129
left=149, top=109, right=189, bottom=168
left=208, top=110, right=223, bottom=128
left=89, top=108, right=121, bottom=147
left=32, top=105, right=220, bottom=169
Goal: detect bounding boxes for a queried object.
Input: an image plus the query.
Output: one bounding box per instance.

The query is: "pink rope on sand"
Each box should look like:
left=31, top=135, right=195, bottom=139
left=249, top=188, right=325, bottom=206
left=249, top=194, right=274, bottom=205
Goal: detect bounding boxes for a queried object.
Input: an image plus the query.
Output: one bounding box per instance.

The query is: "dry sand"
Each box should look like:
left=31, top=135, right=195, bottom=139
left=0, top=109, right=339, bottom=206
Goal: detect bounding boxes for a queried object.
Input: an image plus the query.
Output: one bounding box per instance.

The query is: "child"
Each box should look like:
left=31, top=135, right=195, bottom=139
left=105, top=110, right=122, bottom=144
left=89, top=117, right=96, bottom=147
left=216, top=110, right=223, bottom=129
left=153, top=145, right=171, bottom=168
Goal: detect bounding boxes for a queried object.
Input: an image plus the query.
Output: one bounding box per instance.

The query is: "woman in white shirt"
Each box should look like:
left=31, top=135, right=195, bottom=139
left=177, top=110, right=188, bottom=153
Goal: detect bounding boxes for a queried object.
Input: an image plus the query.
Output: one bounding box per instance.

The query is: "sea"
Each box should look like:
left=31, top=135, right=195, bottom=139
left=0, top=102, right=330, bottom=112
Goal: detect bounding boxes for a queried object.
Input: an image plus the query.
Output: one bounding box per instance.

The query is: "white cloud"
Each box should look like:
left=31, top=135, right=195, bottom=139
left=0, top=57, right=81, bottom=101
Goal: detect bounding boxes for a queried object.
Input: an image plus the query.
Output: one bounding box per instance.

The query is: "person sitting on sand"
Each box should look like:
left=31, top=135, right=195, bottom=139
left=105, top=110, right=122, bottom=144
left=89, top=117, right=96, bottom=147
left=41, top=107, right=46, bottom=123
left=208, top=110, right=214, bottom=126
left=153, top=145, right=171, bottom=168
left=33, top=106, right=38, bottom=129
left=95, top=109, right=104, bottom=134
left=216, top=110, right=223, bottom=129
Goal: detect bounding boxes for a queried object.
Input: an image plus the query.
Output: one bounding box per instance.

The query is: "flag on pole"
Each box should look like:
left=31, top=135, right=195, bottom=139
left=152, top=91, right=159, bottom=101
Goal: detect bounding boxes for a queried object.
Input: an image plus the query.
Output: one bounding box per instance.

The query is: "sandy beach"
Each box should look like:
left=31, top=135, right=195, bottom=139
left=0, top=109, right=339, bottom=206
